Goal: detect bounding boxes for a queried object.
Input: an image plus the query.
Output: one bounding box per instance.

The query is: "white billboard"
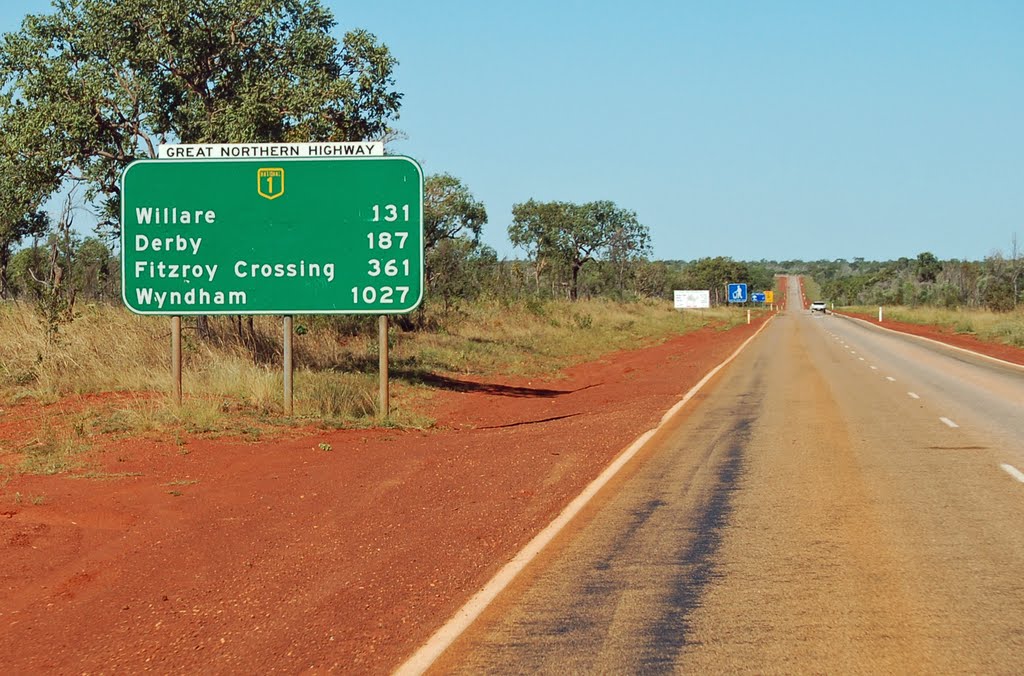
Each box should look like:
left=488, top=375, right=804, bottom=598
left=674, top=290, right=710, bottom=309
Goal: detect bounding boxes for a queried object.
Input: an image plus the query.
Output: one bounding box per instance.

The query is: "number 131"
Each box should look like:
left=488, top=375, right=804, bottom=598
left=371, top=204, right=409, bottom=222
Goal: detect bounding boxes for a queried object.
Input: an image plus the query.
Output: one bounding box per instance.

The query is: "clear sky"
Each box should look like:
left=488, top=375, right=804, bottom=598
left=2, top=1, right=1023, bottom=262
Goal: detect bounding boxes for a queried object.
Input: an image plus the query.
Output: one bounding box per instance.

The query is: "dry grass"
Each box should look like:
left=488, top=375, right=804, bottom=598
left=0, top=298, right=758, bottom=459
left=841, top=304, right=1024, bottom=348
left=390, top=297, right=745, bottom=377
left=800, top=277, right=823, bottom=306
left=16, top=425, right=90, bottom=475
left=0, top=302, right=170, bottom=397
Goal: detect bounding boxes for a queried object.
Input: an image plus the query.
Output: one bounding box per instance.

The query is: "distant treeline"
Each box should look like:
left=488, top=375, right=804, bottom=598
left=3, top=235, right=119, bottom=304
left=0, top=234, right=770, bottom=307
left=1, top=234, right=776, bottom=311
left=788, top=250, right=1023, bottom=312
left=6, top=234, right=1021, bottom=317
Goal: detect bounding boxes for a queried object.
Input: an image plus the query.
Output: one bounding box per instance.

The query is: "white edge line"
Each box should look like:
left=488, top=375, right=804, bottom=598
left=1001, top=464, right=1024, bottom=483
left=833, top=313, right=1024, bottom=373
left=939, top=416, right=959, bottom=428
left=393, top=316, right=776, bottom=676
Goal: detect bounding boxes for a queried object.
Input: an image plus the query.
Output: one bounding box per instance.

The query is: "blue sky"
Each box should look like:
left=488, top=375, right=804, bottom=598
left=2, top=1, right=1023, bottom=262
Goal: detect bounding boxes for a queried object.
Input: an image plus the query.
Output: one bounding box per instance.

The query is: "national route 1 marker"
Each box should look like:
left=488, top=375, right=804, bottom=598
left=121, top=156, right=424, bottom=315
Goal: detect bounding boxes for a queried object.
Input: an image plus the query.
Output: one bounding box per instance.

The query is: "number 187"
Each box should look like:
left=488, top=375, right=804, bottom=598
left=367, top=232, right=409, bottom=250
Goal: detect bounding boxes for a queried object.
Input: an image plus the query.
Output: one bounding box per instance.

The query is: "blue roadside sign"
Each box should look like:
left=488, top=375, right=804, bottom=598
left=751, top=292, right=766, bottom=303
left=728, top=283, right=748, bottom=303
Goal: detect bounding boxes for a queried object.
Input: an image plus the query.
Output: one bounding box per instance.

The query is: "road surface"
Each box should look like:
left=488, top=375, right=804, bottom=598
left=429, top=277, right=1024, bottom=673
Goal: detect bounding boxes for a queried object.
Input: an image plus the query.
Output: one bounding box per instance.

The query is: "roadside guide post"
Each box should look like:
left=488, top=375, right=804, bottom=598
left=122, top=151, right=423, bottom=416
left=879, top=306, right=884, bottom=322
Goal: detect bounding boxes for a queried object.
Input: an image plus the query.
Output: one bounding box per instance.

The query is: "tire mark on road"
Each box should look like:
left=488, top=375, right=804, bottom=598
left=640, top=414, right=752, bottom=673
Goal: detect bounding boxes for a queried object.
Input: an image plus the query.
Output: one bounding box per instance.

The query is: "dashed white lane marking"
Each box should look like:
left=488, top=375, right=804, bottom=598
left=940, top=417, right=960, bottom=428
left=1001, top=464, right=1024, bottom=483
left=908, top=392, right=920, bottom=399
left=870, top=366, right=878, bottom=370
left=858, top=357, right=865, bottom=361
left=886, top=376, right=896, bottom=382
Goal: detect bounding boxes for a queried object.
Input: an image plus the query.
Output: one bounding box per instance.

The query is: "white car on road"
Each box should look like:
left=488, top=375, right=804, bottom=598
left=810, top=301, right=828, bottom=313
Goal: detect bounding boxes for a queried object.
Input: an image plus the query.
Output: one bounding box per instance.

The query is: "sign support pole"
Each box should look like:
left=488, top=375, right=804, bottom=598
left=171, top=316, right=182, bottom=406
left=283, top=316, right=293, bottom=416
left=379, top=315, right=390, bottom=418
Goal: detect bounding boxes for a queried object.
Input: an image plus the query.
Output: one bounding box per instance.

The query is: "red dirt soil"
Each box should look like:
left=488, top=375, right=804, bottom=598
left=795, top=277, right=1024, bottom=365
left=1, top=318, right=767, bottom=674
left=836, top=311, right=1024, bottom=367
left=3, top=292, right=1022, bottom=673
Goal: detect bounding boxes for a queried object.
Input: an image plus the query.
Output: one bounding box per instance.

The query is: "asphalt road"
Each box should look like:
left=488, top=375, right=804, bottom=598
left=429, top=278, right=1024, bottom=674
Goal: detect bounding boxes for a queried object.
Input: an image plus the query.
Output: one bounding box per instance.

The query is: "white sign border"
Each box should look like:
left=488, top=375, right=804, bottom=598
left=157, top=142, right=384, bottom=160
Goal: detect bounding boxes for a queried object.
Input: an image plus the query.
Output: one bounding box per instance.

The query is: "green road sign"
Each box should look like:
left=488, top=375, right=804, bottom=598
left=121, top=156, right=423, bottom=315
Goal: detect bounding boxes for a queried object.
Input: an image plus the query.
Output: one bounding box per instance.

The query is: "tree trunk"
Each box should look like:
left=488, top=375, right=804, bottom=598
left=0, top=250, right=8, bottom=300
left=197, top=315, right=211, bottom=340
left=570, top=263, right=580, bottom=301
left=246, top=316, right=257, bottom=360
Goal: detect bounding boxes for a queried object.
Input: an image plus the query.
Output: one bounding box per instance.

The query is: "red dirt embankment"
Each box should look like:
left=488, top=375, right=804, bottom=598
left=838, top=311, right=1024, bottom=367
left=0, top=317, right=768, bottom=674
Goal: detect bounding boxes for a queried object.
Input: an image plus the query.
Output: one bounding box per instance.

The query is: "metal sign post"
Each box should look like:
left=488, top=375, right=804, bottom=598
left=379, top=315, right=390, bottom=418
left=283, top=316, right=293, bottom=416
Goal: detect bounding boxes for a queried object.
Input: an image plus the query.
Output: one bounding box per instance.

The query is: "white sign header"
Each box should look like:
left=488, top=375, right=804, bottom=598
left=157, top=142, right=384, bottom=160
left=674, top=290, right=711, bottom=309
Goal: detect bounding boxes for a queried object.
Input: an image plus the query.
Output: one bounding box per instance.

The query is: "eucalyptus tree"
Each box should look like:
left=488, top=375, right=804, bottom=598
left=423, top=173, right=487, bottom=252
left=509, top=199, right=649, bottom=301
left=677, top=257, right=741, bottom=305
left=0, top=138, right=53, bottom=298
left=0, top=209, right=48, bottom=299
left=0, top=0, right=403, bottom=239
left=396, top=173, right=489, bottom=325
